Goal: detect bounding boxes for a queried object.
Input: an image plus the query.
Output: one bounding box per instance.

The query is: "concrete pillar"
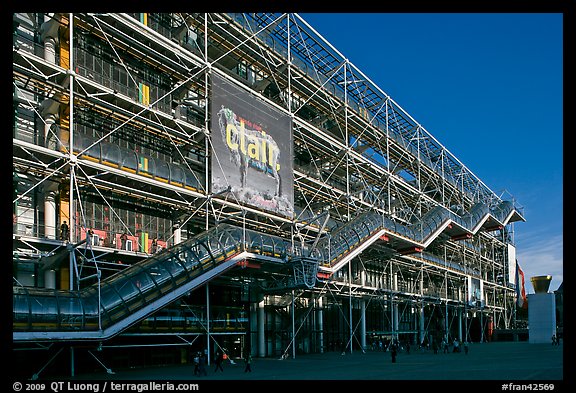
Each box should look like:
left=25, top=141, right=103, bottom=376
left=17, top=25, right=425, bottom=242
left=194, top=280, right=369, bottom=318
left=258, top=300, right=265, bottom=357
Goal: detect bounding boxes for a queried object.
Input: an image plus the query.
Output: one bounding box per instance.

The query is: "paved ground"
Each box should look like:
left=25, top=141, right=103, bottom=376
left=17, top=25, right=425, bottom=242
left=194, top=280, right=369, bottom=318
left=63, top=341, right=565, bottom=385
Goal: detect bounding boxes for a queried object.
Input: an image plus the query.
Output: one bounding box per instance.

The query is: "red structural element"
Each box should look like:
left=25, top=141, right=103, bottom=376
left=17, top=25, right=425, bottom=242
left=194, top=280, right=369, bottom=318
left=399, top=246, right=423, bottom=255
left=451, top=233, right=472, bottom=241
left=236, top=260, right=261, bottom=269
left=317, top=272, right=331, bottom=279
left=485, top=225, right=503, bottom=232
left=379, top=235, right=390, bottom=242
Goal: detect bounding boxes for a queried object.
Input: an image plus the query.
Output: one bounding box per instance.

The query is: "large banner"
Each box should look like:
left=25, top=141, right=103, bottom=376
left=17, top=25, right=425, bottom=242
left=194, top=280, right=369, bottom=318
left=515, top=260, right=527, bottom=309
left=507, top=244, right=516, bottom=285
left=211, top=74, right=293, bottom=217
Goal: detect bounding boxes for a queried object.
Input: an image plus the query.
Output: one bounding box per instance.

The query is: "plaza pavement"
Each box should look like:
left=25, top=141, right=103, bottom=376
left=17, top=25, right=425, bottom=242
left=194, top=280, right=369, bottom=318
left=65, top=341, right=564, bottom=384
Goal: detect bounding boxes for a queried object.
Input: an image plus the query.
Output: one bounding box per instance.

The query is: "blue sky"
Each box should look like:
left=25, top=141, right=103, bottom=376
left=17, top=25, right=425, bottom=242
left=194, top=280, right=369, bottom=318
left=300, top=13, right=563, bottom=292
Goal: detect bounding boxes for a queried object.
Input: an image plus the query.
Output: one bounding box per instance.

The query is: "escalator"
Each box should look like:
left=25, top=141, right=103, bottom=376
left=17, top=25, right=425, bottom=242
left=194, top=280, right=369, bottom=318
left=311, top=199, right=524, bottom=273
left=13, top=200, right=523, bottom=341
left=13, top=224, right=289, bottom=342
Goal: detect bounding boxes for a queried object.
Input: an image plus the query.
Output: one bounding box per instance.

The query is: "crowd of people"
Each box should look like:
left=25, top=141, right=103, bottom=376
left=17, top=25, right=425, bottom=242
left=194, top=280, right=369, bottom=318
left=191, top=349, right=253, bottom=376
left=369, top=336, right=471, bottom=362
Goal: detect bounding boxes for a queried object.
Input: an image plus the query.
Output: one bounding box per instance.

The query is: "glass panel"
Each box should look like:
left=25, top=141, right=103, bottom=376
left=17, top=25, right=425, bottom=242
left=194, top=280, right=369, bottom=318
left=13, top=292, right=30, bottom=330
left=175, top=248, right=200, bottom=271
left=206, top=234, right=225, bottom=260
left=169, top=163, right=186, bottom=186
left=137, top=154, right=156, bottom=177
left=248, top=233, right=263, bottom=254
left=29, top=294, right=59, bottom=329
left=113, top=272, right=141, bottom=305
left=120, top=147, right=138, bottom=172
left=130, top=267, right=158, bottom=292
left=183, top=166, right=200, bottom=190
left=158, top=256, right=186, bottom=280
left=155, top=159, right=170, bottom=182
left=191, top=241, right=210, bottom=264
left=72, top=131, right=84, bottom=154
left=272, top=237, right=287, bottom=257
left=99, top=281, right=124, bottom=312
left=80, top=290, right=101, bottom=329
left=146, top=263, right=176, bottom=294
left=261, top=235, right=275, bottom=256
left=100, top=141, right=121, bottom=167
left=58, top=293, right=84, bottom=330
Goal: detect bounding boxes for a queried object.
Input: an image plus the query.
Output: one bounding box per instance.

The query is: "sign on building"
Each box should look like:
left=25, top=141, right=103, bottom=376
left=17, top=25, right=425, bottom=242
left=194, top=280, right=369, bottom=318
left=211, top=74, right=294, bottom=217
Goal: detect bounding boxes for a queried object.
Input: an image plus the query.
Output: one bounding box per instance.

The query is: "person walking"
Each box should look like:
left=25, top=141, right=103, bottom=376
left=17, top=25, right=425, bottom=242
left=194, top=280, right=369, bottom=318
left=453, top=339, right=460, bottom=353
left=244, top=353, right=252, bottom=373
left=198, top=353, right=207, bottom=376
left=193, top=352, right=200, bottom=376
left=214, top=351, right=224, bottom=372
left=391, top=343, right=398, bottom=363
left=463, top=341, right=469, bottom=355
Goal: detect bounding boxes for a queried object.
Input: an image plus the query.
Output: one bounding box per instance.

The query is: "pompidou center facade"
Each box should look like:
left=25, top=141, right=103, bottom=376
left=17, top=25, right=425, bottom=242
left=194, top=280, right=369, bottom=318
left=12, top=13, right=526, bottom=376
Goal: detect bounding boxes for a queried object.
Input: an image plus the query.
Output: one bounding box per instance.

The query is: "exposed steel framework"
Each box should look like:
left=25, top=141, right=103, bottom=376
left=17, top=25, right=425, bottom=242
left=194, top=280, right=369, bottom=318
left=12, top=13, right=525, bottom=377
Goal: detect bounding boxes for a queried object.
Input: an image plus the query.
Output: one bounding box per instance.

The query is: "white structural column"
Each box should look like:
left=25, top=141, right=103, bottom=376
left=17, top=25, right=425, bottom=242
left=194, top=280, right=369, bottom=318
left=206, top=283, right=211, bottom=365
left=258, top=300, right=265, bottom=357
left=393, top=270, right=398, bottom=338
left=360, top=299, right=366, bottom=351
left=41, top=14, right=58, bottom=150
left=68, top=13, right=76, bottom=291
left=42, top=20, right=57, bottom=63
left=173, top=221, right=182, bottom=245
left=360, top=266, right=367, bottom=350
left=44, top=269, right=56, bottom=289
left=317, top=296, right=324, bottom=353
left=250, top=302, right=258, bottom=356
left=291, top=290, right=296, bottom=358
left=480, top=312, right=485, bottom=342
left=419, top=305, right=425, bottom=345
left=458, top=307, right=463, bottom=342
left=44, top=189, right=57, bottom=240
left=44, top=185, right=57, bottom=289
left=40, top=13, right=59, bottom=245
left=419, top=272, right=425, bottom=345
